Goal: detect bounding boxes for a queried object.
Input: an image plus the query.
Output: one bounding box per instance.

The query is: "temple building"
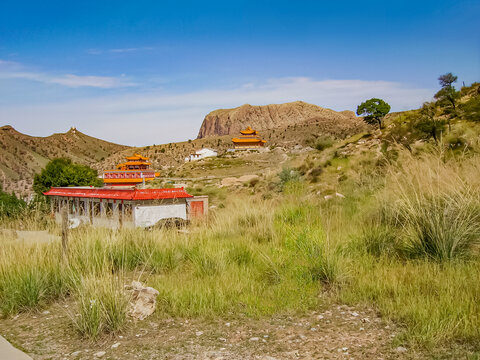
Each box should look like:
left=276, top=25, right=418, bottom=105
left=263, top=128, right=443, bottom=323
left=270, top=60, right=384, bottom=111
left=43, top=187, right=208, bottom=228
left=103, top=154, right=160, bottom=187
left=232, top=126, right=266, bottom=149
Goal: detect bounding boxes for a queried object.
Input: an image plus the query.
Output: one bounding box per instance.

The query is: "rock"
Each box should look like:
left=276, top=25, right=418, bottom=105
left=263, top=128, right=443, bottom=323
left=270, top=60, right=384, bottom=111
left=111, top=342, right=120, bottom=349
left=127, top=281, right=159, bottom=321
left=249, top=337, right=260, bottom=341
left=197, top=101, right=366, bottom=138
left=225, top=322, right=231, bottom=327
left=94, top=351, right=106, bottom=357
left=396, top=346, right=407, bottom=353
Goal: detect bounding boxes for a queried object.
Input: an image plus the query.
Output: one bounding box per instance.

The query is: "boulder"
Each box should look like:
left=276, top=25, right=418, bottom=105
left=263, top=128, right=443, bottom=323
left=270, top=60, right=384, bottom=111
left=127, top=281, right=159, bottom=321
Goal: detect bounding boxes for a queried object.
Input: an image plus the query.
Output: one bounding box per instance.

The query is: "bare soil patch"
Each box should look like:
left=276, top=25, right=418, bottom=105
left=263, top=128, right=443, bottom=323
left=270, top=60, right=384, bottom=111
left=0, top=301, right=417, bottom=360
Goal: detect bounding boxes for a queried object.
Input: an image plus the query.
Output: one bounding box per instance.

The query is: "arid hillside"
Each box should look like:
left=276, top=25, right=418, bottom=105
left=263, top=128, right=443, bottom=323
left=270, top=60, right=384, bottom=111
left=197, top=101, right=367, bottom=138
left=2, top=101, right=371, bottom=198
left=0, top=126, right=129, bottom=197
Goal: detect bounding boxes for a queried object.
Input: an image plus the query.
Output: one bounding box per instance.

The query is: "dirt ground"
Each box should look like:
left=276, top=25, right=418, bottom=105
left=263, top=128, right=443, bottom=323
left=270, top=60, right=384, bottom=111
left=0, top=300, right=426, bottom=360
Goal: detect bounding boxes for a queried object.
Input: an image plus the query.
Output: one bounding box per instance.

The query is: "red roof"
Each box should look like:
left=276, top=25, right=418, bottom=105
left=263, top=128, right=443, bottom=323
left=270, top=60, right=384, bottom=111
left=43, top=187, right=193, bottom=200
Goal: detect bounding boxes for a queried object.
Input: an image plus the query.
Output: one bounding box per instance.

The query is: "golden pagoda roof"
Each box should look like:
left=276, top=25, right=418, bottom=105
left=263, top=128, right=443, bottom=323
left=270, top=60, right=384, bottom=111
left=117, top=161, right=152, bottom=168
left=232, top=137, right=266, bottom=143
left=125, top=153, right=149, bottom=161
left=240, top=126, right=257, bottom=135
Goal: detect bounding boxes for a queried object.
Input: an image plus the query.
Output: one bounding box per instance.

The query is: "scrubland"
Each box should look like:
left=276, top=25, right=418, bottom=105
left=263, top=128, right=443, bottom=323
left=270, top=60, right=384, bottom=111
left=1, top=138, right=480, bottom=358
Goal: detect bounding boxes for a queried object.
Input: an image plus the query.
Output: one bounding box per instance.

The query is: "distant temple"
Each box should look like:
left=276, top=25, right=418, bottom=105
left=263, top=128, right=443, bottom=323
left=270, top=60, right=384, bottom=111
left=231, top=126, right=266, bottom=149
left=103, top=153, right=160, bottom=186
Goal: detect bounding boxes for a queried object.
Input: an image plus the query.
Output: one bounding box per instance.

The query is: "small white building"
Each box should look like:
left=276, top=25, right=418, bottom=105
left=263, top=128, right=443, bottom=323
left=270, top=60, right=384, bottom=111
left=185, top=148, right=218, bottom=162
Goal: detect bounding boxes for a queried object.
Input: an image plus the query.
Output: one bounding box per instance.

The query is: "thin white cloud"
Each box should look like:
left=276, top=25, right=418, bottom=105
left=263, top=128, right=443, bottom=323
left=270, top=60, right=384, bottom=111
left=0, top=59, right=134, bottom=88
left=0, top=77, right=435, bottom=146
left=87, top=47, right=154, bottom=55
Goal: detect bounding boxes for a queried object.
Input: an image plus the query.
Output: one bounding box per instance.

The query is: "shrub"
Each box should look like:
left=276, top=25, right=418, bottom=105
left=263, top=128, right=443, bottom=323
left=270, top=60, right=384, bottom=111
left=314, top=136, right=334, bottom=151
left=279, top=168, right=300, bottom=185
left=0, top=188, right=26, bottom=218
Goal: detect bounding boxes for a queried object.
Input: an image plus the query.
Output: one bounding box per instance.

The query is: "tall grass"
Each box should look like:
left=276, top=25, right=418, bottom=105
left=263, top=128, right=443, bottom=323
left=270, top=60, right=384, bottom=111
left=1, top=151, right=480, bottom=349
left=0, top=196, right=340, bottom=327
left=71, top=275, right=129, bottom=339
left=384, top=152, right=480, bottom=260
left=345, top=150, right=480, bottom=347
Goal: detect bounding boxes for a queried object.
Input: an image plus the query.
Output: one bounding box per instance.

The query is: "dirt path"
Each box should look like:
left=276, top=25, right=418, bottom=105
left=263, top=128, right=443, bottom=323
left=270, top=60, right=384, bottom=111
left=0, top=302, right=417, bottom=360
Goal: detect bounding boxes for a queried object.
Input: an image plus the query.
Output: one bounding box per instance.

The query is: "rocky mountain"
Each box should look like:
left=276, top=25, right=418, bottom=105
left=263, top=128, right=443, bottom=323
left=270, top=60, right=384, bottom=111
left=0, top=126, right=129, bottom=197
left=197, top=101, right=366, bottom=138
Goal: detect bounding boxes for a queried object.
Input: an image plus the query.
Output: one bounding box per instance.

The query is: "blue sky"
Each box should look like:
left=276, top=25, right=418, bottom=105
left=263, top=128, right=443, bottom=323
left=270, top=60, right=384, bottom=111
left=0, top=0, right=478, bottom=146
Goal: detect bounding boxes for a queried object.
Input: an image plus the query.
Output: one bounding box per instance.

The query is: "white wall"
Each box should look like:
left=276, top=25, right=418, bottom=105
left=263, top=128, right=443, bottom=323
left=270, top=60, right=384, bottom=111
left=134, top=203, right=187, bottom=227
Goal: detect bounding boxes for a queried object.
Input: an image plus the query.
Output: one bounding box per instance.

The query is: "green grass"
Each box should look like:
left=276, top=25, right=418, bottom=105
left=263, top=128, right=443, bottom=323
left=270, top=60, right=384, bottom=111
left=1, top=148, right=480, bottom=352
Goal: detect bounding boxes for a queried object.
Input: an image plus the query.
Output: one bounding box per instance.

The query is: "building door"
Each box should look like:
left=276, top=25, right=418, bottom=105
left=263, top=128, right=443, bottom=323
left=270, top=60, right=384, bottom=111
left=190, top=201, right=204, bottom=218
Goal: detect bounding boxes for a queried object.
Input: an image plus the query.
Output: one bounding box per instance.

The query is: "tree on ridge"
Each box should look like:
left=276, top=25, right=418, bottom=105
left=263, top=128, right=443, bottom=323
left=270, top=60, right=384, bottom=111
left=356, top=98, right=391, bottom=130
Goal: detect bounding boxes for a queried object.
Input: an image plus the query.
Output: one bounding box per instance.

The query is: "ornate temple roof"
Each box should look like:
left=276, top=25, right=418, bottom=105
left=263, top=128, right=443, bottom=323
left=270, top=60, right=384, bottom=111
left=239, top=126, right=257, bottom=135
left=126, top=153, right=149, bottom=161
left=43, top=187, right=192, bottom=200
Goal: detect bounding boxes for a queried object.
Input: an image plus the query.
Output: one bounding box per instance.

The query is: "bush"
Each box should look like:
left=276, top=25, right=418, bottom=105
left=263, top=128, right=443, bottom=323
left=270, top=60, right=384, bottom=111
left=278, top=168, right=301, bottom=191
left=314, top=136, right=334, bottom=151
left=0, top=188, right=26, bottom=218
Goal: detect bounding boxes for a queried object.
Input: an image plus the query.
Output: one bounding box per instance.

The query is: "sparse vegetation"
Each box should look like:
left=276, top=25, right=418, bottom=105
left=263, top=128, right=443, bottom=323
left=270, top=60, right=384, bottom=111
left=1, top=78, right=480, bottom=357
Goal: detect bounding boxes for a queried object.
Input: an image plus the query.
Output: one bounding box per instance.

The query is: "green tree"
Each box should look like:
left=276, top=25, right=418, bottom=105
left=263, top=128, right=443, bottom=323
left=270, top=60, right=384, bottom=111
left=356, top=98, right=391, bottom=130
left=438, top=72, right=457, bottom=88
left=434, top=72, right=459, bottom=132
left=33, top=158, right=102, bottom=196
left=413, top=102, right=446, bottom=143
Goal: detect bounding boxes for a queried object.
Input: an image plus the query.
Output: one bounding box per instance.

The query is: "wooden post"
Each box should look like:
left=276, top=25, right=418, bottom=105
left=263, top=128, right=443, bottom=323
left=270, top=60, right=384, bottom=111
left=61, top=206, right=69, bottom=259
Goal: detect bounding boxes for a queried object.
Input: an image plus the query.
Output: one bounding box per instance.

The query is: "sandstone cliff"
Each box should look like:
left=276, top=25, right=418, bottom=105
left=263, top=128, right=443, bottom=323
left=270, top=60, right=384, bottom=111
left=197, top=101, right=365, bottom=138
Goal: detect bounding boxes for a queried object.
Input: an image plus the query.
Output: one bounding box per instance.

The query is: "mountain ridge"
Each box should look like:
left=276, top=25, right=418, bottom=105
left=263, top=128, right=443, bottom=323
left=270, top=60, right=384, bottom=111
left=197, top=101, right=366, bottom=138
left=0, top=126, right=129, bottom=197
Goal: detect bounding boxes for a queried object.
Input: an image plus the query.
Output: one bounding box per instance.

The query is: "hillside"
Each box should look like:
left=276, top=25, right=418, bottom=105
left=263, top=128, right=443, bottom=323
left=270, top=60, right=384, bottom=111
left=197, top=101, right=367, bottom=138
left=0, top=126, right=129, bottom=197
